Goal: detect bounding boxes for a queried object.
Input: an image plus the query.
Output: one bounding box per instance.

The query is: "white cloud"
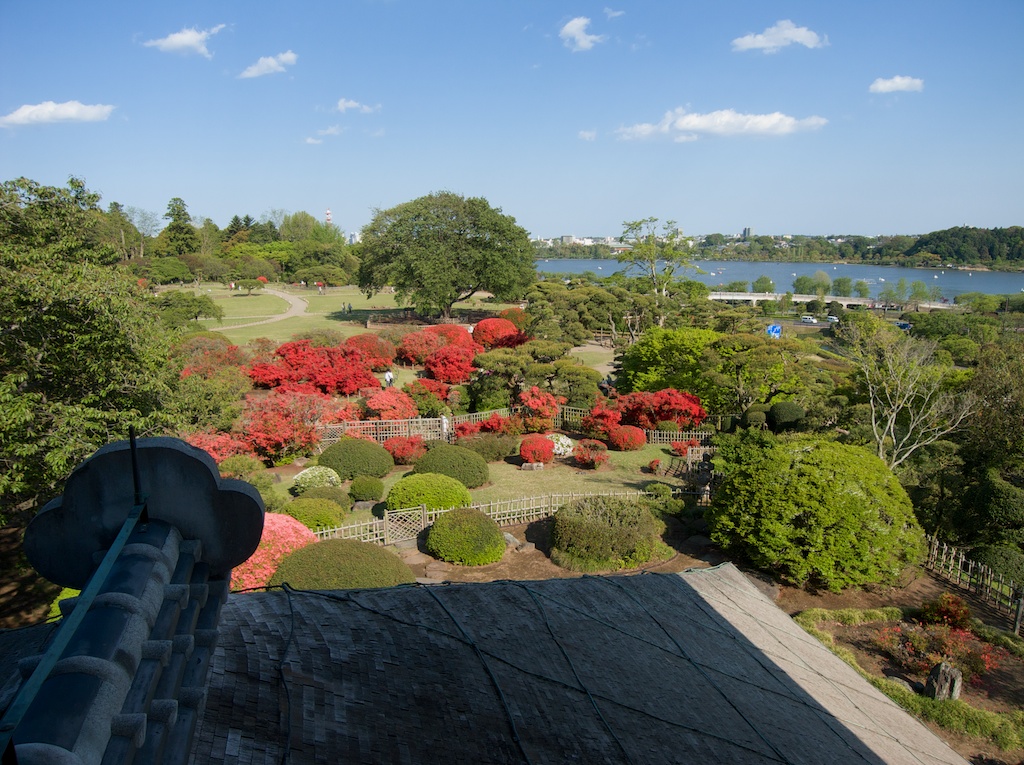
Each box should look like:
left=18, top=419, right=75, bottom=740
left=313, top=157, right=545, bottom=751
left=604, top=8, right=624, bottom=19
left=560, top=17, right=606, bottom=52
left=617, top=107, right=827, bottom=141
left=304, top=137, right=323, bottom=145
left=317, top=125, right=343, bottom=136
left=578, top=129, right=597, bottom=141
left=732, top=20, right=826, bottom=54
left=336, top=98, right=378, bottom=114
left=869, top=75, right=924, bottom=93
left=143, top=24, right=226, bottom=59
left=0, top=100, right=115, bottom=127
left=239, top=50, right=297, bottom=79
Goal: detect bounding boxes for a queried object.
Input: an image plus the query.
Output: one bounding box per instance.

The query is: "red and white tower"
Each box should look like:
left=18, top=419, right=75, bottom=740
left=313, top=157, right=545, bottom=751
left=325, top=208, right=332, bottom=226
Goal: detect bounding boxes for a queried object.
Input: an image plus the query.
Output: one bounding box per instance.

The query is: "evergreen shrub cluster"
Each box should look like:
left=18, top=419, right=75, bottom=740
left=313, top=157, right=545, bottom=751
left=300, top=486, right=353, bottom=512
left=291, top=465, right=342, bottom=495
left=767, top=401, right=806, bottom=431
left=425, top=507, right=505, bottom=566
left=551, top=496, right=669, bottom=572
left=386, top=473, right=472, bottom=511
left=349, top=475, right=384, bottom=502
left=285, top=497, right=345, bottom=530
left=413, top=443, right=489, bottom=488
left=270, top=539, right=415, bottom=590
left=318, top=438, right=395, bottom=480
left=457, top=433, right=519, bottom=463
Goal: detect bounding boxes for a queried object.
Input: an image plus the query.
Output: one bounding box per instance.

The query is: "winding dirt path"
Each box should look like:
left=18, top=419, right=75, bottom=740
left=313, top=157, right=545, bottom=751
left=229, top=288, right=308, bottom=328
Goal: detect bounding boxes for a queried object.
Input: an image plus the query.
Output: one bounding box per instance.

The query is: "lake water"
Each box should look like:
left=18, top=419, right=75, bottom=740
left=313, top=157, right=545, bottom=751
left=535, top=259, right=1024, bottom=300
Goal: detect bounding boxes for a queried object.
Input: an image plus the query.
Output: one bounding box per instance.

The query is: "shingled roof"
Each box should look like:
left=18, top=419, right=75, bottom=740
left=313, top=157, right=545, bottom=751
left=193, top=565, right=969, bottom=764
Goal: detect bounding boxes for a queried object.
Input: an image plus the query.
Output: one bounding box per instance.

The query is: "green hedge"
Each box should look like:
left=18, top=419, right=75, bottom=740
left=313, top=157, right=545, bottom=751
left=551, top=496, right=669, bottom=572
left=291, top=465, right=342, bottom=495
left=457, top=433, right=519, bottom=463
left=768, top=401, right=805, bottom=432
left=412, top=443, right=489, bottom=488
left=425, top=507, right=505, bottom=566
left=285, top=497, right=345, bottom=530
left=300, top=486, right=353, bottom=512
left=270, top=539, right=415, bottom=590
left=349, top=475, right=384, bottom=502
left=386, top=473, right=472, bottom=511
left=318, top=438, right=395, bottom=480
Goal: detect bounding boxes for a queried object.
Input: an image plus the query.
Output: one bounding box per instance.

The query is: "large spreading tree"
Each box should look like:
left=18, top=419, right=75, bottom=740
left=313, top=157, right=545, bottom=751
left=357, top=191, right=535, bottom=318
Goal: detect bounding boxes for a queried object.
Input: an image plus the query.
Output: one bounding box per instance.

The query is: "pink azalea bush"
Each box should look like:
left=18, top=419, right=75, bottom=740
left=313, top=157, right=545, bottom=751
left=231, top=513, right=317, bottom=591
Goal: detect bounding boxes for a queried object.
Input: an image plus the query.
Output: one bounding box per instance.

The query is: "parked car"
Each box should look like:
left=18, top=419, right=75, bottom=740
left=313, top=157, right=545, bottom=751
left=800, top=315, right=818, bottom=324
left=826, top=315, right=839, bottom=323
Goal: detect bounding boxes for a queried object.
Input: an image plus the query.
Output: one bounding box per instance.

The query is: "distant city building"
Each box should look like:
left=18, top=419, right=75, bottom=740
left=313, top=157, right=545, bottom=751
left=742, top=227, right=752, bottom=240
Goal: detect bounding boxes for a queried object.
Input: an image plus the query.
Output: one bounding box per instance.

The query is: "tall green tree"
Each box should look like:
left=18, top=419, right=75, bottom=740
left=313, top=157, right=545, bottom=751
left=358, top=191, right=535, bottom=318
left=617, top=217, right=692, bottom=298
left=160, top=197, right=199, bottom=256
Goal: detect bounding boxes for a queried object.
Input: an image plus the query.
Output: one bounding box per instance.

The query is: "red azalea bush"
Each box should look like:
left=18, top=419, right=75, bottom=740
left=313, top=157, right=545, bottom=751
left=231, top=513, right=316, bottom=591
left=582, top=396, right=622, bottom=438
left=617, top=389, right=707, bottom=430
left=920, top=593, right=973, bottom=629
left=424, top=324, right=479, bottom=349
left=608, top=425, right=647, bottom=451
left=173, top=336, right=247, bottom=379
left=186, top=431, right=255, bottom=463
left=648, top=459, right=661, bottom=474
left=455, top=421, right=481, bottom=438
left=363, top=388, right=419, bottom=420
left=518, top=386, right=565, bottom=433
left=248, top=340, right=379, bottom=395
left=240, top=389, right=345, bottom=462
left=397, top=330, right=448, bottom=364
left=402, top=379, right=452, bottom=415
left=256, top=275, right=268, bottom=283
left=573, top=439, right=609, bottom=469
left=498, top=306, right=529, bottom=330
left=425, top=345, right=477, bottom=384
left=383, top=436, right=427, bottom=465
left=345, top=334, right=396, bottom=371
left=520, top=433, right=555, bottom=464
left=670, top=438, right=701, bottom=457
left=473, top=318, right=520, bottom=349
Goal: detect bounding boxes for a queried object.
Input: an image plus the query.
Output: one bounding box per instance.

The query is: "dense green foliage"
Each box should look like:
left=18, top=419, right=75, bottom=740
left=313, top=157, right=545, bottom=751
left=349, top=475, right=384, bottom=502
left=317, top=439, right=395, bottom=480
left=425, top=507, right=505, bottom=566
left=299, top=486, right=353, bottom=512
left=385, top=473, right=472, bottom=511
left=291, top=466, right=342, bottom=495
left=767, top=401, right=805, bottom=432
left=457, top=433, right=519, bottom=463
left=270, top=539, right=415, bottom=590
left=285, top=498, right=346, bottom=530
left=708, top=433, right=926, bottom=591
left=970, top=544, right=1024, bottom=587
left=551, top=496, right=669, bottom=572
left=412, top=443, right=489, bottom=488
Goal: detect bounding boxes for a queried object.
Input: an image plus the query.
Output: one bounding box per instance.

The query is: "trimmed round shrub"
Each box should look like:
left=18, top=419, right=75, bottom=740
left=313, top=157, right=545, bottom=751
left=350, top=475, right=384, bottom=502
left=318, top=438, right=395, bottom=480
left=573, top=439, right=608, bottom=469
left=383, top=435, right=427, bottom=465
left=608, top=425, right=646, bottom=451
left=546, top=433, right=574, bottom=457
left=412, top=443, right=489, bottom=489
left=742, top=404, right=770, bottom=429
left=301, top=486, right=353, bottom=512
left=218, top=454, right=265, bottom=479
left=972, top=544, right=1024, bottom=586
left=520, top=434, right=555, bottom=464
left=767, top=401, right=806, bottom=432
left=425, top=507, right=505, bottom=566
left=457, top=433, right=519, bottom=463
left=291, top=465, right=342, bottom=495
left=645, top=482, right=673, bottom=500
left=386, top=473, right=472, bottom=511
left=655, top=420, right=680, bottom=433
left=551, top=496, right=669, bottom=572
left=232, top=513, right=317, bottom=591
left=285, top=497, right=345, bottom=530
left=269, top=539, right=415, bottom=590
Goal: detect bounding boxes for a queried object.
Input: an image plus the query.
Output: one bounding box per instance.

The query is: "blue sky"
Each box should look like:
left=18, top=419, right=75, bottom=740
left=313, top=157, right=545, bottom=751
left=1, top=1, right=1021, bottom=239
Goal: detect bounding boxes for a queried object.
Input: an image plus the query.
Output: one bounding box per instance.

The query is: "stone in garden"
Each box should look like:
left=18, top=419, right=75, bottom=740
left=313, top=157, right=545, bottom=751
left=503, top=532, right=520, bottom=548
left=924, top=662, right=961, bottom=701
left=515, top=541, right=535, bottom=553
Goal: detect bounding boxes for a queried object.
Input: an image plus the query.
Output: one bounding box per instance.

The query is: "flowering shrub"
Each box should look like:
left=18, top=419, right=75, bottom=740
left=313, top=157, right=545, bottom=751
left=256, top=275, right=269, bottom=283
left=239, top=389, right=345, bottom=463
left=425, top=345, right=477, bottom=384
left=248, top=340, right=379, bottom=395
left=648, top=459, right=661, bottom=474
left=873, top=622, right=1007, bottom=681
left=397, top=330, right=447, bottom=364
left=546, top=433, right=574, bottom=457
left=455, top=421, right=481, bottom=438
left=402, top=379, right=452, bottom=417
left=185, top=431, right=255, bottom=463
left=519, top=386, right=565, bottom=433
left=231, top=513, right=316, bottom=592
left=173, top=336, right=247, bottom=379
left=670, top=438, right=701, bottom=457
left=472, top=318, right=520, bottom=349
left=291, top=466, right=342, bottom=495
left=345, top=333, right=396, bottom=371
left=383, top=436, right=427, bottom=465
left=920, top=592, right=973, bottom=629
left=617, top=389, right=707, bottom=430
left=520, top=434, right=555, bottom=464
left=608, top=425, right=647, bottom=451
left=573, top=439, right=609, bottom=469
left=424, top=324, right=479, bottom=349
left=498, top=306, right=529, bottom=330
left=582, top=397, right=621, bottom=438
left=363, top=388, right=418, bottom=420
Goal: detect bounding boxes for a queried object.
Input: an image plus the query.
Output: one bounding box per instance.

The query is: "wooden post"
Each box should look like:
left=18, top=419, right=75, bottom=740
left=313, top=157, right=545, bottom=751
left=1013, top=586, right=1023, bottom=636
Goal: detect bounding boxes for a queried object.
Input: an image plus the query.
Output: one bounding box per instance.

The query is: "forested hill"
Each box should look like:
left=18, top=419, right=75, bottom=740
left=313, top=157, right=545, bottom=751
left=906, top=226, right=1024, bottom=265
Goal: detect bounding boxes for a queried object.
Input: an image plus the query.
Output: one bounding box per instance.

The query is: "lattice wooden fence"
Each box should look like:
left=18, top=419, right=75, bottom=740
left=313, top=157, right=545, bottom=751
left=925, top=537, right=1024, bottom=634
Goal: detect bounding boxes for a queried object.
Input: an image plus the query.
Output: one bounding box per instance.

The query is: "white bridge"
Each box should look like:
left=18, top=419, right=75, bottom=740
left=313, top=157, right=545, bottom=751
left=707, top=292, right=953, bottom=311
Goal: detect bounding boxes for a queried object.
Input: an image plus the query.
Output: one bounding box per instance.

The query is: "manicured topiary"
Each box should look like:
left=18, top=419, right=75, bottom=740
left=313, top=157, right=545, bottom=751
left=546, top=433, right=574, bottom=457
left=285, top=497, right=345, bottom=530
left=300, top=486, right=353, bottom=512
left=383, top=435, right=427, bottom=465
left=645, top=482, right=673, bottom=500
left=291, top=465, right=342, bottom=495
left=269, top=539, right=415, bottom=590
left=551, top=496, right=669, bottom=572
left=520, top=434, right=555, bottom=464
left=768, top=401, right=806, bottom=432
left=412, top=443, right=489, bottom=488
left=425, top=507, right=505, bottom=566
left=232, top=513, right=317, bottom=591
left=386, top=473, right=472, bottom=511
left=608, top=425, right=646, bottom=451
left=742, top=404, right=770, bottom=429
left=218, top=454, right=265, bottom=479
left=655, top=420, right=680, bottom=433
left=318, top=438, right=395, bottom=480
left=349, top=475, right=385, bottom=502
left=457, top=433, right=519, bottom=463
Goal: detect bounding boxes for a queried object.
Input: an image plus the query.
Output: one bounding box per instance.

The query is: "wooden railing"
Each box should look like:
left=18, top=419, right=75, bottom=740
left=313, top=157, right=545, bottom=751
left=925, top=537, right=1024, bottom=634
